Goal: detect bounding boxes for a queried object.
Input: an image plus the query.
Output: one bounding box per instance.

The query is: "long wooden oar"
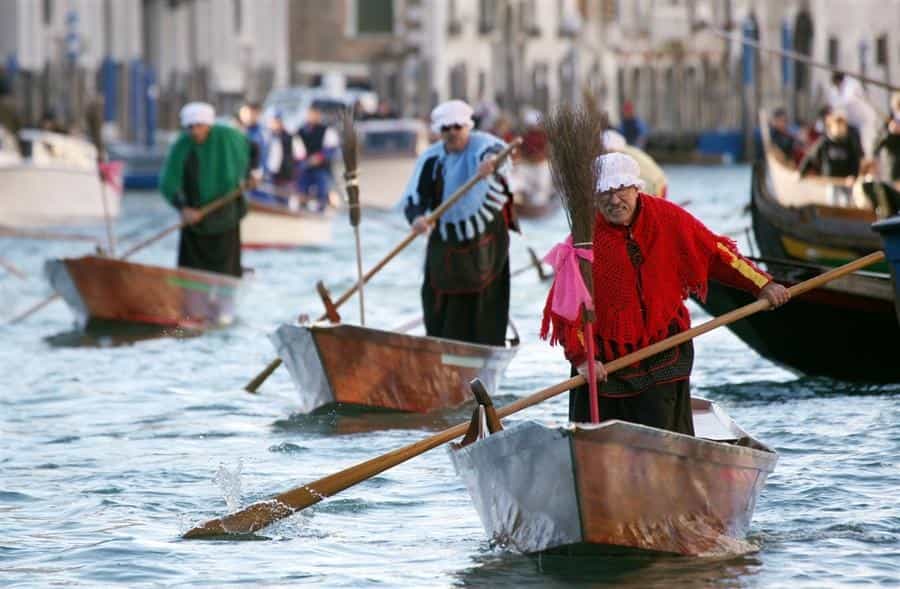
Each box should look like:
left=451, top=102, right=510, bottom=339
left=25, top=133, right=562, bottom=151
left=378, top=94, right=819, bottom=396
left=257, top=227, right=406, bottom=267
left=707, top=26, right=900, bottom=93
left=0, top=256, right=26, bottom=280
left=0, top=226, right=101, bottom=242
left=184, top=250, right=884, bottom=538
left=243, top=138, right=523, bottom=393
left=8, top=188, right=245, bottom=325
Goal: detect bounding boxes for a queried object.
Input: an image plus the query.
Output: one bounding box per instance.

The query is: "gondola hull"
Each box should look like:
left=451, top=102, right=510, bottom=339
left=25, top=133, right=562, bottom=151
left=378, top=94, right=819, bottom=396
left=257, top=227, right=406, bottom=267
left=450, top=399, right=776, bottom=556
left=46, top=255, right=241, bottom=329
left=270, top=323, right=518, bottom=413
left=695, top=260, right=900, bottom=382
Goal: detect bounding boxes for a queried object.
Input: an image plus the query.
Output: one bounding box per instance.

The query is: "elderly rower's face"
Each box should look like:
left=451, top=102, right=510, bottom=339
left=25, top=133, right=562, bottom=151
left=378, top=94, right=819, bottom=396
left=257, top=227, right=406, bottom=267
left=441, top=123, right=471, bottom=152
left=597, top=185, right=639, bottom=225
left=189, top=123, right=211, bottom=144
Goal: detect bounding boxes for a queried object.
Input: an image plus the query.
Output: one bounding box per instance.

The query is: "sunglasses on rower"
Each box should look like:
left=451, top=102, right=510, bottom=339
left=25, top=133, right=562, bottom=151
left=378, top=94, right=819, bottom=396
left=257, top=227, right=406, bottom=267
left=440, top=124, right=464, bottom=133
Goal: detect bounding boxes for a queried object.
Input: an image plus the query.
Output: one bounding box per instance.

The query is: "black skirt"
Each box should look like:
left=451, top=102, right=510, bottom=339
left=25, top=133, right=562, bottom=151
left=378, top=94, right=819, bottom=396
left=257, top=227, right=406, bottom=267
left=421, top=259, right=510, bottom=347
left=177, top=226, right=242, bottom=277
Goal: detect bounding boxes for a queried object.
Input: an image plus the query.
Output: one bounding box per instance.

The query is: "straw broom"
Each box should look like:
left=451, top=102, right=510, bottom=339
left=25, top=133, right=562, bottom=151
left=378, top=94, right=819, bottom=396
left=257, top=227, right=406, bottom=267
left=339, top=109, right=366, bottom=325
left=544, top=103, right=605, bottom=422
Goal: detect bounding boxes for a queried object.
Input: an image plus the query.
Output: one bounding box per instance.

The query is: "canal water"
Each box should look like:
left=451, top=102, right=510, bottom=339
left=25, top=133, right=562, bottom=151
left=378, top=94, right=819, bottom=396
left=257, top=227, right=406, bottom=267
left=2, top=165, right=898, bottom=587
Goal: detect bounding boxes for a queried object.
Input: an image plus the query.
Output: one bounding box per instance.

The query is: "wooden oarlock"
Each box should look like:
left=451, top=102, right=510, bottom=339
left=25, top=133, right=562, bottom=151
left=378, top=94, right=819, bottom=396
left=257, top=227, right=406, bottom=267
left=315, top=280, right=342, bottom=324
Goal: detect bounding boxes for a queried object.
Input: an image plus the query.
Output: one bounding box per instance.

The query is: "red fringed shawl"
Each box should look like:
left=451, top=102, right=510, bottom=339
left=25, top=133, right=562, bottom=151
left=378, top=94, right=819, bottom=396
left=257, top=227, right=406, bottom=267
left=541, top=194, right=744, bottom=359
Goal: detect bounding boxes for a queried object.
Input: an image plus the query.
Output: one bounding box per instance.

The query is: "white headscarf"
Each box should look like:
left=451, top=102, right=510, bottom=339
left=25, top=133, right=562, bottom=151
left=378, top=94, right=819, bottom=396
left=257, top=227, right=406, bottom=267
left=595, top=152, right=645, bottom=194
left=430, top=100, right=474, bottom=134
left=179, top=102, right=215, bottom=128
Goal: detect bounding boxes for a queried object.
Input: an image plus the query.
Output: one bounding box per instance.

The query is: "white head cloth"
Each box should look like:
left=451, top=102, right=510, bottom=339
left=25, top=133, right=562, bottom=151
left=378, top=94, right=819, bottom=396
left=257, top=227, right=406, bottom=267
left=602, top=129, right=627, bottom=151
left=180, top=102, right=215, bottom=128
left=430, top=99, right=474, bottom=134
left=522, top=107, right=541, bottom=128
left=595, top=152, right=645, bottom=193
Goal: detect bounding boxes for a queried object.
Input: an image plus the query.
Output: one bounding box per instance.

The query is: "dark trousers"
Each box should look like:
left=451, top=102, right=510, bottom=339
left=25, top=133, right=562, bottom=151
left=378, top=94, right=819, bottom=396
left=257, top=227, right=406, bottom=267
left=177, top=226, right=242, bottom=277
left=422, top=260, right=510, bottom=346
left=569, top=368, right=695, bottom=436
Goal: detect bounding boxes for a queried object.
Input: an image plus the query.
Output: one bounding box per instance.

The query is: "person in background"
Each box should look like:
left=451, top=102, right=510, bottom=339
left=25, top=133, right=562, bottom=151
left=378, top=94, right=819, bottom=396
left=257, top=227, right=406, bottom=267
left=874, top=91, right=900, bottom=183
left=541, top=152, right=789, bottom=432
left=858, top=159, right=900, bottom=217
left=295, top=105, right=339, bottom=211
left=237, top=102, right=263, bottom=170
left=490, top=114, right=515, bottom=144
left=402, top=99, right=518, bottom=346
left=618, top=100, right=649, bottom=148
left=262, top=113, right=304, bottom=187
left=769, top=107, right=801, bottom=163
left=828, top=71, right=879, bottom=156
left=159, top=102, right=251, bottom=277
left=798, top=110, right=864, bottom=206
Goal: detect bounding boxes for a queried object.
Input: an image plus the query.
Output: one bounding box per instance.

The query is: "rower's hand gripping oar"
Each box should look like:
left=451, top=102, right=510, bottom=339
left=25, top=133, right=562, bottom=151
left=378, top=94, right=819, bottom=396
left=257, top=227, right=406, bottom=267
left=183, top=250, right=885, bottom=538
left=243, top=138, right=523, bottom=393
left=8, top=187, right=245, bottom=325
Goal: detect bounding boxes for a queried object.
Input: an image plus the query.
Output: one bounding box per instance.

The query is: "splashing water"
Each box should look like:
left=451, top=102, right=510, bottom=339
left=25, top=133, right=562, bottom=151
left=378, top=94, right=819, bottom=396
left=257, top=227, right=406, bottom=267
left=213, top=459, right=243, bottom=513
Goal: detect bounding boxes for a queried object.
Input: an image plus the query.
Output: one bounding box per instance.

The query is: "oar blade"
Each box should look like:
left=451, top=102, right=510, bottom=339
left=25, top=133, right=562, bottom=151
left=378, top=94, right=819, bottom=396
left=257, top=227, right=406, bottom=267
left=184, top=486, right=322, bottom=539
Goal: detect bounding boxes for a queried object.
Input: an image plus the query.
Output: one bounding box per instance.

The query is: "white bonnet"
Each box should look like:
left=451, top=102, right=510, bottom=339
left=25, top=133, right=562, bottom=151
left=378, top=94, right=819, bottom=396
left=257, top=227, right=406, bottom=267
left=180, top=102, right=215, bottom=128
left=430, top=100, right=475, bottom=134
left=595, top=152, right=645, bottom=193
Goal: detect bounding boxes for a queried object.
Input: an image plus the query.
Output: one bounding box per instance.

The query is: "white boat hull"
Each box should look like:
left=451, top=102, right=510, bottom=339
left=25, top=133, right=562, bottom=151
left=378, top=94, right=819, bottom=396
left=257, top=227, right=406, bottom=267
left=240, top=208, right=333, bottom=248
left=0, top=164, right=121, bottom=227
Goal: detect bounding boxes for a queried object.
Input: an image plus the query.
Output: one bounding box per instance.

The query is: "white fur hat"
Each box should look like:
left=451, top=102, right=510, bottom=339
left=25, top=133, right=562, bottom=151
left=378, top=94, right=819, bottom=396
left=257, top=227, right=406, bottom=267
left=180, top=102, right=215, bottom=128
left=430, top=99, right=474, bottom=134
left=595, top=152, right=645, bottom=194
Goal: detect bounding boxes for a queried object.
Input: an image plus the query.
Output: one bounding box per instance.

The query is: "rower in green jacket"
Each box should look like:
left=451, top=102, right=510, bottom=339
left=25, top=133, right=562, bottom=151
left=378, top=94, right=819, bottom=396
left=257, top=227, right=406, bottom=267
left=159, top=102, right=251, bottom=277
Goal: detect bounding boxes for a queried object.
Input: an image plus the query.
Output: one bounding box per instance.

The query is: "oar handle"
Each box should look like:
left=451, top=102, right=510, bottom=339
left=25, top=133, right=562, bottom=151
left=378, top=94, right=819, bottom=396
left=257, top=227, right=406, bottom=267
left=119, top=187, right=245, bottom=260
left=188, top=250, right=885, bottom=538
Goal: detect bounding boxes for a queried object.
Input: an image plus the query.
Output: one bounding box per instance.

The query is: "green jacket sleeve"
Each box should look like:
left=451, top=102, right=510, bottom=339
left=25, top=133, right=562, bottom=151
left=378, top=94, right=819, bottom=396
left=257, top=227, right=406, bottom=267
left=159, top=133, right=191, bottom=207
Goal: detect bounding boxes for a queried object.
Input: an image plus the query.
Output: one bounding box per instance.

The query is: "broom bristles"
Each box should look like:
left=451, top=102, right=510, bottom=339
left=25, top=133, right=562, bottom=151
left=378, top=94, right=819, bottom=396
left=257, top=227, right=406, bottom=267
left=339, top=109, right=358, bottom=173
left=544, top=104, right=604, bottom=246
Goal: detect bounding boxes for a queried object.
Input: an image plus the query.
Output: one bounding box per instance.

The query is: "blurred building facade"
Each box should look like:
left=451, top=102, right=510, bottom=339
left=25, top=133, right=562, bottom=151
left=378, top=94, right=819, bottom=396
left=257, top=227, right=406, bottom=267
left=0, top=0, right=289, bottom=142
left=1, top=0, right=899, bottom=149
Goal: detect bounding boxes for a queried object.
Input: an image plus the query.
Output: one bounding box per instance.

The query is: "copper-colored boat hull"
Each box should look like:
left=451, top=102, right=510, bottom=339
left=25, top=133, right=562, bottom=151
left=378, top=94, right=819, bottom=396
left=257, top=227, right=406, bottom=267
left=270, top=323, right=518, bottom=413
left=46, top=255, right=241, bottom=329
left=450, top=398, right=777, bottom=556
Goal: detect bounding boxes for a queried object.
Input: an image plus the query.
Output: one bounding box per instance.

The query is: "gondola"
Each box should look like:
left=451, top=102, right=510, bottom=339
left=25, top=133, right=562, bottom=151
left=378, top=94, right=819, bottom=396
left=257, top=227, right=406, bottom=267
left=694, top=256, right=900, bottom=382
left=751, top=158, right=884, bottom=270
left=270, top=322, right=518, bottom=413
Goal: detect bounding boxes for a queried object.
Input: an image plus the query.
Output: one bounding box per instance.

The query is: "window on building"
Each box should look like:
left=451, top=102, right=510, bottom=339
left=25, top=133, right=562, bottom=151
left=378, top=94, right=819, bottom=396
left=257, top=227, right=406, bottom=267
left=43, top=0, right=53, bottom=25
left=519, top=0, right=539, bottom=35
left=233, top=0, right=242, bottom=33
left=876, top=35, right=888, bottom=66
left=479, top=0, right=497, bottom=34
left=356, top=0, right=394, bottom=35
left=450, top=63, right=468, bottom=100
left=828, top=37, right=840, bottom=66
left=448, top=0, right=462, bottom=35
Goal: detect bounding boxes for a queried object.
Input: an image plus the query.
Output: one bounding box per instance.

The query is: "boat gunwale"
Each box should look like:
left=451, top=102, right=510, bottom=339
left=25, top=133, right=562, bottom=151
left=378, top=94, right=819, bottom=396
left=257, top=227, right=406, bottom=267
left=306, top=322, right=520, bottom=357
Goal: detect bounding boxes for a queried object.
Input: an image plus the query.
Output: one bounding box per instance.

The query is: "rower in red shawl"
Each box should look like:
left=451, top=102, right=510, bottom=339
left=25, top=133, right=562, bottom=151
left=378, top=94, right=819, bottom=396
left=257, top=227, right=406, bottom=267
left=541, top=152, right=791, bottom=434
